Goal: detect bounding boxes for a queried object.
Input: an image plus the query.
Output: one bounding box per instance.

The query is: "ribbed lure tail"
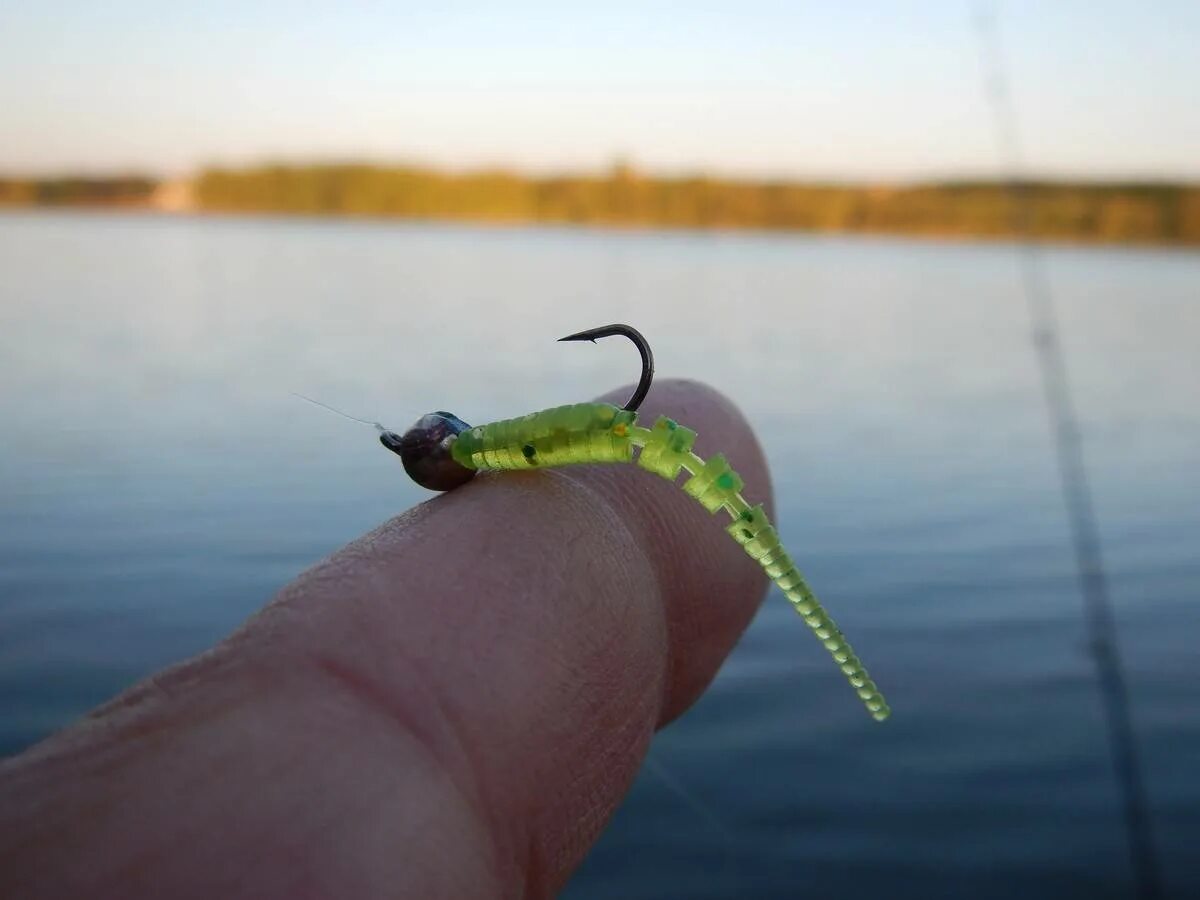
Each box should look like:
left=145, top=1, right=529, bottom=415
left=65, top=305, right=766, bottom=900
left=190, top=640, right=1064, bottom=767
left=725, top=505, right=890, bottom=721
left=633, top=413, right=890, bottom=722
left=452, top=402, right=890, bottom=721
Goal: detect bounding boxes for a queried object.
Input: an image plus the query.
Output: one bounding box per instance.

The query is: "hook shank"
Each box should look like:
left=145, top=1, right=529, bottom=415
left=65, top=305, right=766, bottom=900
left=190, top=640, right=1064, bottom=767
left=557, top=324, right=655, bottom=412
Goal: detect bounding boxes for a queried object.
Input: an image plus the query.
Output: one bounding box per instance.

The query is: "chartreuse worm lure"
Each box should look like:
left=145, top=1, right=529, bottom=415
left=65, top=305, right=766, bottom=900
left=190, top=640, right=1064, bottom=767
left=300, top=324, right=889, bottom=721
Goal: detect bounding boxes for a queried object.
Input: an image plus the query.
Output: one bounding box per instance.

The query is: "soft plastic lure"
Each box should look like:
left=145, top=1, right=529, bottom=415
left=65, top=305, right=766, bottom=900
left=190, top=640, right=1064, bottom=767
left=316, top=324, right=889, bottom=721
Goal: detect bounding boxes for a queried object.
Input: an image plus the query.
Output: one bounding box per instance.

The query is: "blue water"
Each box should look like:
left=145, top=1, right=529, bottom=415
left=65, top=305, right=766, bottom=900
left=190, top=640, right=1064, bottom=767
left=1, top=211, right=1197, bottom=897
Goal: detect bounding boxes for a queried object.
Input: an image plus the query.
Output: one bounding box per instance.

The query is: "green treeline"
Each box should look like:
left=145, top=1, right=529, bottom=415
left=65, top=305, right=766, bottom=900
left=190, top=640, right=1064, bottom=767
left=0, top=176, right=156, bottom=206
left=193, top=164, right=1200, bottom=245
left=4, top=165, right=1200, bottom=245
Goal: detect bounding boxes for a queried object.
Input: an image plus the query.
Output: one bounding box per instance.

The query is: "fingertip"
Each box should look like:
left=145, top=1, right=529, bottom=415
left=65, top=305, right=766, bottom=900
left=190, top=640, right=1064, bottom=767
left=575, top=377, right=774, bottom=723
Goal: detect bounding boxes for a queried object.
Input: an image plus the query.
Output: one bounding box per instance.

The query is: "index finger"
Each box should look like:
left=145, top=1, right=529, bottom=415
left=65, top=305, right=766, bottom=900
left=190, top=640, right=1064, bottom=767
left=0, top=378, right=772, bottom=900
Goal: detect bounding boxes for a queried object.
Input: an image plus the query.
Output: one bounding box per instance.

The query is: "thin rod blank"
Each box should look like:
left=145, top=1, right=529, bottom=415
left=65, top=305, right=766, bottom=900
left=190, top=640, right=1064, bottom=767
left=972, top=6, right=1164, bottom=898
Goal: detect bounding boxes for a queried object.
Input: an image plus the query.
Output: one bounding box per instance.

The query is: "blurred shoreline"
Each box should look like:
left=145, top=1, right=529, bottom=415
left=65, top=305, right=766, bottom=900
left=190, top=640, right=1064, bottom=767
left=3, top=163, right=1199, bottom=248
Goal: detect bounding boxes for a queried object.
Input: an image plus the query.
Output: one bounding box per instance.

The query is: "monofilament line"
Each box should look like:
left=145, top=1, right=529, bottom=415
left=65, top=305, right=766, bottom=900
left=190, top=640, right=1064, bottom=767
left=291, top=392, right=387, bottom=433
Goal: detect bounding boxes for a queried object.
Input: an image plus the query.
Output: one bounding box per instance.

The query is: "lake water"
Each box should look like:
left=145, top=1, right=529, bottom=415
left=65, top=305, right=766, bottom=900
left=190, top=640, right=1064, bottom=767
left=1, top=211, right=1197, bottom=898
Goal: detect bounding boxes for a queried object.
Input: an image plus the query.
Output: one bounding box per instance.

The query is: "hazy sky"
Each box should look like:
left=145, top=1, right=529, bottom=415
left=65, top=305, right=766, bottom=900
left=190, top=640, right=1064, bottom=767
left=2, top=1, right=1197, bottom=180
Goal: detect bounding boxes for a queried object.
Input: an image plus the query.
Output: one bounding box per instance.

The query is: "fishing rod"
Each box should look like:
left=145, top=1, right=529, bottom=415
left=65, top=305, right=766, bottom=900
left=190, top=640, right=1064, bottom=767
left=970, top=5, right=1164, bottom=898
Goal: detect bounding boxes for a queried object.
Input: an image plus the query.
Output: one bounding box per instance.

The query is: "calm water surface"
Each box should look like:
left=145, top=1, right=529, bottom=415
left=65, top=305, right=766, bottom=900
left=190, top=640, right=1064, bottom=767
left=1, top=211, right=1197, bottom=898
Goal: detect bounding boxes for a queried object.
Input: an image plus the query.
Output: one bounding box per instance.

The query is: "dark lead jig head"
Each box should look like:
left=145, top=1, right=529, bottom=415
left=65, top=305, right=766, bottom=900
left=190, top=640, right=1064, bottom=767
left=383, top=411, right=476, bottom=492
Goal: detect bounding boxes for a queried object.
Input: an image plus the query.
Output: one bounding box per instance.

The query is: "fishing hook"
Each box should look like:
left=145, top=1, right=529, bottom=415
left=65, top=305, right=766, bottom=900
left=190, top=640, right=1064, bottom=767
left=557, top=323, right=655, bottom=413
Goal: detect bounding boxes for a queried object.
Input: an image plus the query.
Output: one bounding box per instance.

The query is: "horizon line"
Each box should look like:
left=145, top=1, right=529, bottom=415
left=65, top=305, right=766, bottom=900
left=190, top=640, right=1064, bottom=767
left=3, top=159, right=1200, bottom=188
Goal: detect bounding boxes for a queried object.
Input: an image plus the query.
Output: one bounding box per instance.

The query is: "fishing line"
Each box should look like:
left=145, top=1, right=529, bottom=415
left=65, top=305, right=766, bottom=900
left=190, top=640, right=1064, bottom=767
left=642, top=751, right=738, bottom=878
left=291, top=392, right=387, bottom=433
left=970, top=5, right=1164, bottom=898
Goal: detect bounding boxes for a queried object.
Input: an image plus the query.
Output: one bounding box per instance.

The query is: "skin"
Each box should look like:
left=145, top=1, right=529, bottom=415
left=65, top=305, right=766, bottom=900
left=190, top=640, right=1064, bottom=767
left=0, top=379, right=772, bottom=900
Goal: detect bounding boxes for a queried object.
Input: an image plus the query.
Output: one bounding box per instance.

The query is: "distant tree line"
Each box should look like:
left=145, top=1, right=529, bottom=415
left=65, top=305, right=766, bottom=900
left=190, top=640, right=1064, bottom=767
left=4, top=164, right=1200, bottom=245
left=0, top=176, right=156, bottom=206
left=192, top=164, right=1200, bottom=245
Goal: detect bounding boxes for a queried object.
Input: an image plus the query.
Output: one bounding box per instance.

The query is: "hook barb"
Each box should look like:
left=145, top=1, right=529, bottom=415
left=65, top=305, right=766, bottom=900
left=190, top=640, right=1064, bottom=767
left=557, top=323, right=655, bottom=412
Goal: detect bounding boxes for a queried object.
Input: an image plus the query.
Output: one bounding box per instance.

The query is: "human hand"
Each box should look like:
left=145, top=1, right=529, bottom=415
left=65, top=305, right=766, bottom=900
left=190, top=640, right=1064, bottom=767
left=0, top=379, right=771, bottom=899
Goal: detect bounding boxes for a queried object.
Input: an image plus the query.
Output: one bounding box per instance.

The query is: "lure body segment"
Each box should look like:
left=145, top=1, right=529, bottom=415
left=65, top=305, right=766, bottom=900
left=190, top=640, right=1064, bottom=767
left=451, top=403, right=637, bottom=470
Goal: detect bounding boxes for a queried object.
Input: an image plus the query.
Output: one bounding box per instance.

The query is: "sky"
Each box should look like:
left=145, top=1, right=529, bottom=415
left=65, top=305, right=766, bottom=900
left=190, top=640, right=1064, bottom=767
left=1, top=1, right=1197, bottom=181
